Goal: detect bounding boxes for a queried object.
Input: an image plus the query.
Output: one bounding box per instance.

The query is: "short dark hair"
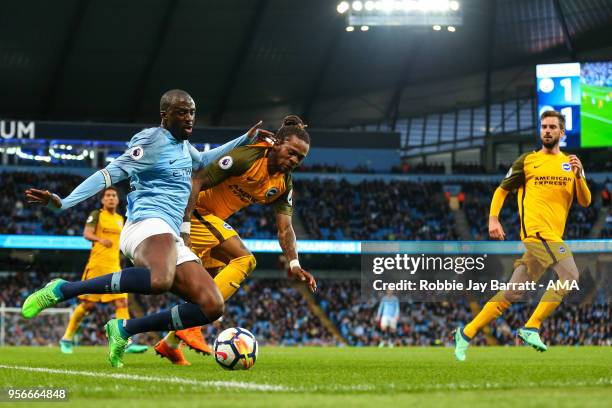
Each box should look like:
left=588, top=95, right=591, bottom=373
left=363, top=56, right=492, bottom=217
left=540, top=110, right=565, bottom=130
left=160, top=89, right=192, bottom=112
left=101, top=186, right=118, bottom=198
left=274, top=115, right=310, bottom=145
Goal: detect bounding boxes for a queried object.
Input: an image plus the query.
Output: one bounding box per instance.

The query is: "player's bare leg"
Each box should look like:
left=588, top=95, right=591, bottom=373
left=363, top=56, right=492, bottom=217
left=132, top=234, right=179, bottom=293
left=172, top=261, right=224, bottom=355
left=156, top=264, right=224, bottom=363
left=104, top=234, right=222, bottom=367
left=160, top=237, right=254, bottom=360
left=180, top=237, right=254, bottom=348
left=154, top=260, right=224, bottom=363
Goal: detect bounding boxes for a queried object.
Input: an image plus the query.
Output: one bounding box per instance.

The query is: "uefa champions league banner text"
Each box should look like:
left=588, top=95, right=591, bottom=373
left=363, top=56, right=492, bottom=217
left=360, top=241, right=611, bottom=303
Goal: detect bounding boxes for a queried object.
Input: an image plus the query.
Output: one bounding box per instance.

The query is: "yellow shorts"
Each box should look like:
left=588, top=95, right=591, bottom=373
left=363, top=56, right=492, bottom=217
left=191, top=211, right=239, bottom=269
left=514, top=231, right=573, bottom=281
left=78, top=264, right=128, bottom=303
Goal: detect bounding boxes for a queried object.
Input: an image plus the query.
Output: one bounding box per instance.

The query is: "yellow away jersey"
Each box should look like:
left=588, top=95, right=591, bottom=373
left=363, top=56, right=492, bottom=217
left=195, top=141, right=293, bottom=220
left=500, top=150, right=578, bottom=240
left=85, top=209, right=123, bottom=268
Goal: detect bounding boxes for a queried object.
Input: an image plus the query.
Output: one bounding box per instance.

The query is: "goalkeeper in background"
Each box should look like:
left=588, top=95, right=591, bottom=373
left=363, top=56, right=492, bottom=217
left=59, top=186, right=147, bottom=354
left=454, top=110, right=591, bottom=361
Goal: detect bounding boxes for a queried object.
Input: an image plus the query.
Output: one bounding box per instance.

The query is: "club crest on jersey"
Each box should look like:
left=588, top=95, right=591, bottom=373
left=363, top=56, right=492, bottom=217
left=223, top=222, right=233, bottom=230
left=559, top=246, right=566, bottom=254
left=219, top=156, right=233, bottom=170
left=561, top=163, right=571, bottom=171
left=265, top=187, right=279, bottom=198
left=129, top=146, right=144, bottom=160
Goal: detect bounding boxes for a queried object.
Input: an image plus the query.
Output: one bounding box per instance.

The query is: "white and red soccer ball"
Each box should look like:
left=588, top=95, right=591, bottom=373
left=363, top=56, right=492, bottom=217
left=213, top=327, right=258, bottom=370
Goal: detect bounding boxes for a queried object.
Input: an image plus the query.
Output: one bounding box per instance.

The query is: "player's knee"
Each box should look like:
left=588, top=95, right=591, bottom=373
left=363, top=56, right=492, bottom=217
left=505, top=289, right=524, bottom=302
left=149, top=268, right=175, bottom=292
left=201, top=290, right=224, bottom=321
left=566, top=268, right=579, bottom=283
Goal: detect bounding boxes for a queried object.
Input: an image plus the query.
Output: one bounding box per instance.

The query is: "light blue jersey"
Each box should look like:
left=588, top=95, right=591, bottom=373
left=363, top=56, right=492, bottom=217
left=111, top=127, right=252, bottom=234
left=377, top=295, right=400, bottom=319
left=56, top=127, right=251, bottom=235
left=112, top=127, right=195, bottom=234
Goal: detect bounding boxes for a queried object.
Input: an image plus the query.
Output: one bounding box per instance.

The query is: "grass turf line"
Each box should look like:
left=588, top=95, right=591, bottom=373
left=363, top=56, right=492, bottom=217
left=0, top=346, right=610, bottom=407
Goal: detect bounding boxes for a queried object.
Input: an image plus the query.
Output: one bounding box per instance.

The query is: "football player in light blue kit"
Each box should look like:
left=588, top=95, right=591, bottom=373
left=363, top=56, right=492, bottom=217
left=22, top=90, right=272, bottom=367
left=377, top=290, right=400, bottom=347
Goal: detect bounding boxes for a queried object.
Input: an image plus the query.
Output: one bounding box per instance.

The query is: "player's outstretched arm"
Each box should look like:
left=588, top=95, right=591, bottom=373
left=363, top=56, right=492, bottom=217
left=489, top=187, right=509, bottom=240
left=26, top=130, right=162, bottom=211
left=569, top=154, right=591, bottom=207
left=275, top=212, right=317, bottom=292
left=193, top=121, right=276, bottom=169
left=25, top=167, right=126, bottom=211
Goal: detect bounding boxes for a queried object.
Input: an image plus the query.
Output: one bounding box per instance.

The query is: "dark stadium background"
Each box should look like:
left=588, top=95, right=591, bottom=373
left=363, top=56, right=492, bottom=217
left=0, top=0, right=610, bottom=349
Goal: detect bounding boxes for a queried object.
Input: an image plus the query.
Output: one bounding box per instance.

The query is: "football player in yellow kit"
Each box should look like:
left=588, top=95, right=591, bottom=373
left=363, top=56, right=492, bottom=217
left=153, top=115, right=316, bottom=365
left=453, top=110, right=591, bottom=361
left=59, top=187, right=147, bottom=354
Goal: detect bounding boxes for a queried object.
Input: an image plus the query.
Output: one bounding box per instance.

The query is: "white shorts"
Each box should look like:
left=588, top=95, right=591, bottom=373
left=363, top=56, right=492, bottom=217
left=380, top=316, right=398, bottom=331
left=120, top=218, right=199, bottom=266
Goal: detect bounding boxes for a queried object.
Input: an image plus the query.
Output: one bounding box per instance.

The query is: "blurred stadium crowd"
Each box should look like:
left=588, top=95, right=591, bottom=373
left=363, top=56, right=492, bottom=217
left=2, top=273, right=609, bottom=347
left=1, top=171, right=608, bottom=240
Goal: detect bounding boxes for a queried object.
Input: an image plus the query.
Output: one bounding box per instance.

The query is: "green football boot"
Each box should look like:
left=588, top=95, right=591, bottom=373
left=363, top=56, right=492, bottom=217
left=59, top=339, right=73, bottom=354
left=104, top=319, right=129, bottom=368
left=453, top=327, right=471, bottom=362
left=517, top=327, right=548, bottom=352
left=22, top=279, right=66, bottom=319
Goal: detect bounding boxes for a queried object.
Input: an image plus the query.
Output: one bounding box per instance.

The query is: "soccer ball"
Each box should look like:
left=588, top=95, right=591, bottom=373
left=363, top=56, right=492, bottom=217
left=213, top=327, right=258, bottom=370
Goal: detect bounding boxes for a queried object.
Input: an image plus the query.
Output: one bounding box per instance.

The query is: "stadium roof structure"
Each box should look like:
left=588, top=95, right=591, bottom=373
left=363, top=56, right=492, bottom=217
left=1, top=0, right=611, bottom=129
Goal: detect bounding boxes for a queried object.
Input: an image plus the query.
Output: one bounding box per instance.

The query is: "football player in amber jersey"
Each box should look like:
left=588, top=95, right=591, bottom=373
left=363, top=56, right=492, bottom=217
left=154, top=115, right=316, bottom=365
left=453, top=110, right=591, bottom=361
left=59, top=187, right=147, bottom=354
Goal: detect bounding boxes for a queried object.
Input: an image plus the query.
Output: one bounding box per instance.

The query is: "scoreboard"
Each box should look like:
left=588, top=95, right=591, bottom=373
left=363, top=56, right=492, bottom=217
left=536, top=61, right=612, bottom=148
left=536, top=63, right=581, bottom=148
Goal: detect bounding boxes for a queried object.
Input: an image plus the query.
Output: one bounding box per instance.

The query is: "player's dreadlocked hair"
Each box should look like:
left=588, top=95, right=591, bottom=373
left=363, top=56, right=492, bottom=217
left=271, top=115, right=310, bottom=145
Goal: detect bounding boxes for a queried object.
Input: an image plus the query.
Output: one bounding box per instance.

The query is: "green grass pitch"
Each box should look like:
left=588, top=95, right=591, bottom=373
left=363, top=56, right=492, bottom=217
left=581, top=84, right=612, bottom=147
left=0, top=346, right=610, bottom=407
